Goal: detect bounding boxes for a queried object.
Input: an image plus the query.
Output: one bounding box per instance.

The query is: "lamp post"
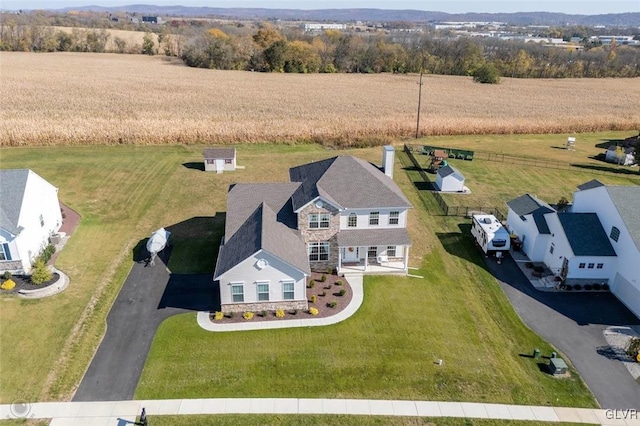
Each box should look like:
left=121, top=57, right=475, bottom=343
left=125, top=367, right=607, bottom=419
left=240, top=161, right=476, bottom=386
left=415, top=71, right=423, bottom=139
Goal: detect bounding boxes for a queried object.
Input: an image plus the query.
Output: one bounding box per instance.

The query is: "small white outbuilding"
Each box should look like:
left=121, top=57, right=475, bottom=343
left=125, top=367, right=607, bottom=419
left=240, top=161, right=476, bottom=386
left=436, top=165, right=465, bottom=192
left=203, top=147, right=236, bottom=173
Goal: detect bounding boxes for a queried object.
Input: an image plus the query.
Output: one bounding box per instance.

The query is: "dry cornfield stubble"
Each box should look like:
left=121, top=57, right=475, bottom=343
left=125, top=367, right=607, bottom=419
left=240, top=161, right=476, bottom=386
left=1, top=51, right=639, bottom=147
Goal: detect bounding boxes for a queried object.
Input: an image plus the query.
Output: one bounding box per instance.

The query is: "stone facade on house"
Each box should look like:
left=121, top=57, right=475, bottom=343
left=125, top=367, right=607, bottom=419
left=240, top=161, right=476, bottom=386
left=298, top=203, right=340, bottom=272
left=221, top=299, right=308, bottom=314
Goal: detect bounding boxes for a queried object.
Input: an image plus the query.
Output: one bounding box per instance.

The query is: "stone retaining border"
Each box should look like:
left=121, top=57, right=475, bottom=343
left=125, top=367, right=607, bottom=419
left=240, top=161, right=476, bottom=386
left=18, top=268, right=70, bottom=299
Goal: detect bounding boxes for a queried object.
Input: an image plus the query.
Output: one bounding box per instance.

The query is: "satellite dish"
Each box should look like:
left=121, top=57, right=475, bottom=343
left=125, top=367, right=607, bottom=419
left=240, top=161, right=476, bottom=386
left=146, top=228, right=171, bottom=266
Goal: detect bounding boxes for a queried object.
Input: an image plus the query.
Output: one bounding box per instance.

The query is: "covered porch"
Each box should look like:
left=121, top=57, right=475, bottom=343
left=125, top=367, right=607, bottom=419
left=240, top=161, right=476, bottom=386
left=336, top=228, right=410, bottom=275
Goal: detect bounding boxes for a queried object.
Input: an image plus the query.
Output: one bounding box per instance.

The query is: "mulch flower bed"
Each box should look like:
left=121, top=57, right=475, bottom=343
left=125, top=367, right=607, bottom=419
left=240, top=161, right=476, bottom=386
left=0, top=273, right=61, bottom=294
left=210, top=272, right=353, bottom=324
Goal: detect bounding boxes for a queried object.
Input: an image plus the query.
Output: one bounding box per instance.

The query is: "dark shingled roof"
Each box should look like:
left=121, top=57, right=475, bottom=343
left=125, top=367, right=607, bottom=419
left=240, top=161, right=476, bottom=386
left=506, top=194, right=555, bottom=235
left=577, top=179, right=604, bottom=191
left=289, top=156, right=412, bottom=211
left=336, top=228, right=412, bottom=247
left=214, top=202, right=310, bottom=279
left=203, top=147, right=235, bottom=159
left=437, top=165, right=463, bottom=179
left=0, top=169, right=30, bottom=235
left=214, top=183, right=309, bottom=279
left=557, top=213, right=617, bottom=257
left=605, top=185, right=640, bottom=250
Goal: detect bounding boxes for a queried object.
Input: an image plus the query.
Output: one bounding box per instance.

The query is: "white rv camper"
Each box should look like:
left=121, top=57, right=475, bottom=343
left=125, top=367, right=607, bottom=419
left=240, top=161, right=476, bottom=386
left=471, top=214, right=510, bottom=260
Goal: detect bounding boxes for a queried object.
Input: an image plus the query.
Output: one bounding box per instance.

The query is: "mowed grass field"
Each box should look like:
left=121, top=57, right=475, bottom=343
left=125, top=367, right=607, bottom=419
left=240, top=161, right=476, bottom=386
left=1, top=52, right=639, bottom=147
left=408, top=132, right=640, bottom=209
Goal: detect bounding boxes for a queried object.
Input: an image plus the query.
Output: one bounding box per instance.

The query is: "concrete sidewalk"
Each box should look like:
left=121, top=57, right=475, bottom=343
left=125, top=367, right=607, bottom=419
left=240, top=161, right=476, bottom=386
left=197, top=273, right=364, bottom=332
left=2, top=398, right=639, bottom=425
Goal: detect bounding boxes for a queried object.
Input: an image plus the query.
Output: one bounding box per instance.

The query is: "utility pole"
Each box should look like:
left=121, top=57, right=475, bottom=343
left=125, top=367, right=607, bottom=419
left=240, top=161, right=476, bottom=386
left=415, top=71, right=423, bottom=139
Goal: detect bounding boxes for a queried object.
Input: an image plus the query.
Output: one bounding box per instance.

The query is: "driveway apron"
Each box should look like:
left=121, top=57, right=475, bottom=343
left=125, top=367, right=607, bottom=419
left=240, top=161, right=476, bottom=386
left=486, top=256, right=640, bottom=409
left=73, top=252, right=215, bottom=402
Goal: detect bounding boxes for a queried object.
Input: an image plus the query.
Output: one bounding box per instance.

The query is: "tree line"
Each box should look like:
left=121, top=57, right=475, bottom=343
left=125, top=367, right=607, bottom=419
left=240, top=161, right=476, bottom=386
left=1, top=15, right=638, bottom=79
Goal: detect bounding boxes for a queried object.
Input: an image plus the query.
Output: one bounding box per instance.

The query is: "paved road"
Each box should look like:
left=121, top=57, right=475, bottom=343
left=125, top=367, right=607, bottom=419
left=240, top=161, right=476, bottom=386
left=485, top=255, right=640, bottom=410
left=73, top=249, right=216, bottom=401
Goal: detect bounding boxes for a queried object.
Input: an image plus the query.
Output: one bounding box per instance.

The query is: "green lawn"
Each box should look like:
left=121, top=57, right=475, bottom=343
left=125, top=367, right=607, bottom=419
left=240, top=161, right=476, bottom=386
left=1, top=135, right=624, bottom=407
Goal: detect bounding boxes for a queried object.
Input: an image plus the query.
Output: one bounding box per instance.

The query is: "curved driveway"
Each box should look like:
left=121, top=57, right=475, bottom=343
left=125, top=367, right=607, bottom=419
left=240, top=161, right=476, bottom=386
left=485, top=256, right=640, bottom=409
left=73, top=251, right=215, bottom=402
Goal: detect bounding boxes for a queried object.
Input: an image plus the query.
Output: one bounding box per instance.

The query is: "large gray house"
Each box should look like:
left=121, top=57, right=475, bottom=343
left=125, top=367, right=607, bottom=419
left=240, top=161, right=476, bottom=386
left=213, top=147, right=412, bottom=313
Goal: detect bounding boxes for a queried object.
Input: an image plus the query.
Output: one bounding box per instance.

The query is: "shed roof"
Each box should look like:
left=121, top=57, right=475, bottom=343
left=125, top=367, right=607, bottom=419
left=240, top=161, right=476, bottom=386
left=0, top=169, right=31, bottom=235
left=507, top=194, right=555, bottom=234
left=289, top=156, right=412, bottom=211
left=557, top=213, right=617, bottom=257
left=437, top=165, right=464, bottom=180
left=203, top=147, right=236, bottom=159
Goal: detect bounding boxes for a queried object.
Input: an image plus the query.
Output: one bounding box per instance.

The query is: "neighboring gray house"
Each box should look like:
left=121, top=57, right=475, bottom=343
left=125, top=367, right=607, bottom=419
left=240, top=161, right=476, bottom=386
left=1, top=169, right=63, bottom=274
left=203, top=148, right=236, bottom=173
left=214, top=147, right=412, bottom=313
left=435, top=165, right=465, bottom=192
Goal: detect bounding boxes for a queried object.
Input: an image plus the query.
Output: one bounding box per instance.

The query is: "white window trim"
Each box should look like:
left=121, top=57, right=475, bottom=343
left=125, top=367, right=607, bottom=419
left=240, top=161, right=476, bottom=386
left=308, top=242, right=330, bottom=262
left=256, top=281, right=270, bottom=301
left=369, top=211, right=380, bottom=226
left=282, top=280, right=295, bottom=300
left=347, top=212, right=357, bottom=227
left=387, top=246, right=396, bottom=257
left=389, top=211, right=399, bottom=225
left=309, top=213, right=331, bottom=229
left=230, top=282, right=244, bottom=303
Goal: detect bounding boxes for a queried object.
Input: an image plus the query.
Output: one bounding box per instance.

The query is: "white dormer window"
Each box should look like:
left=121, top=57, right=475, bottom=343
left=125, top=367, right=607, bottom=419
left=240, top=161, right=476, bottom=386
left=348, top=213, right=357, bottom=227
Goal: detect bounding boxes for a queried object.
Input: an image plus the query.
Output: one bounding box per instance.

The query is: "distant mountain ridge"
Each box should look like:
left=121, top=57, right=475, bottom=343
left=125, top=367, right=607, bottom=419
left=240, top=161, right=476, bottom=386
left=26, top=5, right=640, bottom=26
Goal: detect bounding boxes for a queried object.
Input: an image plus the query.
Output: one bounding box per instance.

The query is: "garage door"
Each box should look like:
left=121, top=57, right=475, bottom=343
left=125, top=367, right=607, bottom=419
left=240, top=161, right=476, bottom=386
left=613, top=273, right=640, bottom=320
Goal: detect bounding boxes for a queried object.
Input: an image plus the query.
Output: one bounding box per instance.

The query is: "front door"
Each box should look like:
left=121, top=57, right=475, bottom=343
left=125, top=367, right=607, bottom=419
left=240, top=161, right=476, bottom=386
left=342, top=247, right=359, bottom=262
left=215, top=158, right=224, bottom=173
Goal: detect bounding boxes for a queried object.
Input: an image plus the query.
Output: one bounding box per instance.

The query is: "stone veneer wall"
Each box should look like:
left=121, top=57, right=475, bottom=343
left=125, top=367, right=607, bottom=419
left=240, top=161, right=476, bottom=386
left=298, top=203, right=340, bottom=273
left=222, top=299, right=308, bottom=313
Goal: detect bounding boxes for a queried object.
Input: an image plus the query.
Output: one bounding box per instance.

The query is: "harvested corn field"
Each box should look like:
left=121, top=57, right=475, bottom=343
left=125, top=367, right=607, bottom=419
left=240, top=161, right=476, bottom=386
left=1, top=52, right=639, bottom=146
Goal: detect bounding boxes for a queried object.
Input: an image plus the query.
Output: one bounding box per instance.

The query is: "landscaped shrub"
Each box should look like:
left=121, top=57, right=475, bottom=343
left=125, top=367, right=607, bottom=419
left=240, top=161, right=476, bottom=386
left=38, top=244, right=56, bottom=264
left=1, top=279, right=16, bottom=291
left=603, top=284, right=610, bottom=291
left=261, top=310, right=268, bottom=317
left=310, top=295, right=317, bottom=304
left=324, top=284, right=332, bottom=290
left=290, top=309, right=298, bottom=315
left=309, top=307, right=319, bottom=315
left=213, top=311, right=224, bottom=321
left=307, top=280, right=315, bottom=288
left=2, top=271, right=12, bottom=280
left=573, top=284, right=582, bottom=291
left=338, top=289, right=346, bottom=297
left=320, top=274, right=327, bottom=282
left=335, top=280, right=343, bottom=286
left=533, top=265, right=545, bottom=273
left=593, top=283, right=602, bottom=291
left=525, top=262, right=534, bottom=269
left=584, top=284, right=593, bottom=291
left=319, top=291, right=326, bottom=297
left=226, top=312, right=235, bottom=318
left=327, top=301, right=337, bottom=308
left=243, top=311, right=254, bottom=320
left=30, top=260, right=52, bottom=285
left=275, top=308, right=285, bottom=318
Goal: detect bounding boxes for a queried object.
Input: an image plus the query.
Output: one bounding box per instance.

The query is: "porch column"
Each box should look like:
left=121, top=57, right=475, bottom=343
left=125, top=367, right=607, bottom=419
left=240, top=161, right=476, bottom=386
left=404, top=245, right=410, bottom=272
left=338, top=247, right=342, bottom=273
left=364, top=247, right=368, bottom=272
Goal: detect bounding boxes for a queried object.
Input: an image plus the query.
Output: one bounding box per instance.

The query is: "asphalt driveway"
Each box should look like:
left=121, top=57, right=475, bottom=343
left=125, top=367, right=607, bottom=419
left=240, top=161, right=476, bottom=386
left=73, top=249, right=217, bottom=401
left=485, top=255, right=640, bottom=409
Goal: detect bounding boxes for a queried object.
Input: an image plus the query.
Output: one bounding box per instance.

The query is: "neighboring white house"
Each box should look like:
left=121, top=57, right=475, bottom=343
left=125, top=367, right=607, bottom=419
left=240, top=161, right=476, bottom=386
left=435, top=165, right=465, bottom=192
left=0, top=169, right=63, bottom=274
left=506, top=194, right=556, bottom=261
left=572, top=180, right=640, bottom=319
left=203, top=147, right=236, bottom=173
left=213, top=146, right=412, bottom=313
left=604, top=145, right=635, bottom=166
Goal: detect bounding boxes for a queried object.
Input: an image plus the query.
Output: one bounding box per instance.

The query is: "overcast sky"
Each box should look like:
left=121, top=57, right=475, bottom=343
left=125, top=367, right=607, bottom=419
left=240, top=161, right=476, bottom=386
left=4, top=0, right=639, bottom=14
